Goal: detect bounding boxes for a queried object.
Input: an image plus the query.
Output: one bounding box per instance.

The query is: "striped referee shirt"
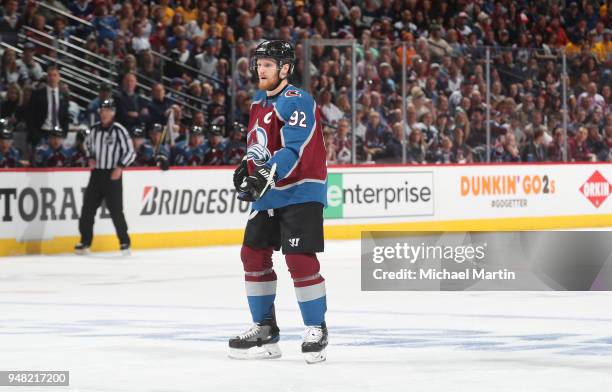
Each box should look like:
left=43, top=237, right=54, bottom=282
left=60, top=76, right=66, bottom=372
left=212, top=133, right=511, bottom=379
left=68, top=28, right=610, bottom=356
left=87, top=122, right=136, bottom=169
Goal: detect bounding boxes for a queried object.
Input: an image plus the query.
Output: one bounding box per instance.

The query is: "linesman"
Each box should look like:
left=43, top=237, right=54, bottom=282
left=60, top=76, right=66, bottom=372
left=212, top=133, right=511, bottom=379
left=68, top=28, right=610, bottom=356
left=76, top=99, right=136, bottom=255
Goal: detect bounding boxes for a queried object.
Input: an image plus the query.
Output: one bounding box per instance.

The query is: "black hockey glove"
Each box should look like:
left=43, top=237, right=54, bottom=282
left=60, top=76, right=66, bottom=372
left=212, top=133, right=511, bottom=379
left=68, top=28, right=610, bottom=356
left=155, top=154, right=170, bottom=171
left=233, top=157, right=248, bottom=190
left=238, top=164, right=276, bottom=202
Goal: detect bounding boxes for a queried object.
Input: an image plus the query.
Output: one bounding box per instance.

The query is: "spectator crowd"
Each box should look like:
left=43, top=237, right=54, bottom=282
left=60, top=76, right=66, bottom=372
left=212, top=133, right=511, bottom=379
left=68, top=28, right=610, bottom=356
left=0, top=0, right=611, bottom=168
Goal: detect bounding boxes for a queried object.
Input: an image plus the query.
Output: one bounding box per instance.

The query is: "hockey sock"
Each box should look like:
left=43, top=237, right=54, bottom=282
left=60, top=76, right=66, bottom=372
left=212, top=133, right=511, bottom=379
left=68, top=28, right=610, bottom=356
left=241, top=245, right=277, bottom=323
left=285, top=253, right=327, bottom=326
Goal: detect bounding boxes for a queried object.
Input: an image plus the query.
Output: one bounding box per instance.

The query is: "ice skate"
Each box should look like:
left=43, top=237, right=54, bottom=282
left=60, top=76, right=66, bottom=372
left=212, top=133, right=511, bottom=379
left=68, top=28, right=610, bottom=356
left=228, top=318, right=281, bottom=360
left=74, top=243, right=90, bottom=255
left=120, top=243, right=131, bottom=256
left=302, top=322, right=328, bottom=364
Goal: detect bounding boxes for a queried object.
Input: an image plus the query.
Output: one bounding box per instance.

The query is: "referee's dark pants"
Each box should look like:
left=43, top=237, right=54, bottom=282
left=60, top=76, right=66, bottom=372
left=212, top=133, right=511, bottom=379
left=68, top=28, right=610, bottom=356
left=78, top=169, right=130, bottom=247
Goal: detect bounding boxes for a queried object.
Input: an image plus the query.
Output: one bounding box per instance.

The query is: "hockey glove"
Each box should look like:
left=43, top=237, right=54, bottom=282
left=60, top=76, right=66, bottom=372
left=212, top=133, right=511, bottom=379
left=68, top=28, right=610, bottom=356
left=238, top=164, right=277, bottom=201
left=233, top=156, right=248, bottom=190
left=155, top=154, right=170, bottom=171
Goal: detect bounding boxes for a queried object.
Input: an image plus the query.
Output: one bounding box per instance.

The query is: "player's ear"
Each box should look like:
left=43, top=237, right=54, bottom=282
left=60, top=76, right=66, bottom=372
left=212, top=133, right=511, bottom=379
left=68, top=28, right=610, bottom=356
left=279, top=63, right=290, bottom=80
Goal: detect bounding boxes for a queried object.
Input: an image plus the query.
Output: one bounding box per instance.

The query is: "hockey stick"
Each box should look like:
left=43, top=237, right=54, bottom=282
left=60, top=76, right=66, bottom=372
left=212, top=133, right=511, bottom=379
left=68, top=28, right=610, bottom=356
left=247, top=162, right=277, bottom=220
left=152, top=125, right=170, bottom=170
left=152, top=125, right=167, bottom=155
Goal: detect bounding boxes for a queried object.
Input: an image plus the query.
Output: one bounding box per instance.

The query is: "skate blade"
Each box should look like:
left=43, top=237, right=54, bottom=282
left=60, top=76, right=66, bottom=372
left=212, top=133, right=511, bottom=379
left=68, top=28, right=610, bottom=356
left=121, top=249, right=131, bottom=256
left=75, top=249, right=91, bottom=256
left=304, top=349, right=326, bottom=364
left=228, top=343, right=282, bottom=360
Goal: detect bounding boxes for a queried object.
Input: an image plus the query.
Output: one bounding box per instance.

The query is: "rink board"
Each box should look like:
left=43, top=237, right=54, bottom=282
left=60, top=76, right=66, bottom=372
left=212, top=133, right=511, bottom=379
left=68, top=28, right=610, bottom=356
left=0, top=163, right=611, bottom=256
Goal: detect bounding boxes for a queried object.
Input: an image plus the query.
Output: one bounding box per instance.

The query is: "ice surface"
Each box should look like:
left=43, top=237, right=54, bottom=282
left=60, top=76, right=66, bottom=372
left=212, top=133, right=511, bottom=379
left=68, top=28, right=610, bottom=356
left=1, top=240, right=611, bottom=392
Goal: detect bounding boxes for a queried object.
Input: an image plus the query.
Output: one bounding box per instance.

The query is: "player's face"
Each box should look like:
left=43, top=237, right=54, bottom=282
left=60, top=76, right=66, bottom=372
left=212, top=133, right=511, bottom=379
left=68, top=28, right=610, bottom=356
left=256, top=58, right=279, bottom=90
left=132, top=137, right=144, bottom=150
left=189, top=134, right=203, bottom=147
left=49, top=136, right=63, bottom=150
left=0, top=139, right=10, bottom=153
left=210, top=135, right=221, bottom=146
left=150, top=131, right=161, bottom=145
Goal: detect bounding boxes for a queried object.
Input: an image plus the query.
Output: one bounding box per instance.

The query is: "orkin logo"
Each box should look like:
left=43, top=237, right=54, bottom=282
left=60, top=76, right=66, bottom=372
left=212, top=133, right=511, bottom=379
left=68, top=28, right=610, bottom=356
left=579, top=170, right=611, bottom=208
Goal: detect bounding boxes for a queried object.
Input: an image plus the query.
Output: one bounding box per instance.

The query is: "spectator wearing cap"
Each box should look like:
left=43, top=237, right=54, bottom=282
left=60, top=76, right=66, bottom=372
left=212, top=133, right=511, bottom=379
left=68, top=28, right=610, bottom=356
left=173, top=125, right=206, bottom=165
left=16, top=42, right=44, bottom=84
left=32, top=126, right=73, bottom=167
left=455, top=11, right=472, bottom=39
left=194, top=38, right=218, bottom=79
left=25, top=65, right=70, bottom=148
left=0, top=119, right=23, bottom=167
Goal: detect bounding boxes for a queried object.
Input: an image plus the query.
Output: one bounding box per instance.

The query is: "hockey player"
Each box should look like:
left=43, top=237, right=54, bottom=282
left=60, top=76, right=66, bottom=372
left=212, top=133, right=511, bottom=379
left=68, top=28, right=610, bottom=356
left=148, top=122, right=171, bottom=170
left=229, top=40, right=328, bottom=364
left=223, top=122, right=247, bottom=165
left=173, top=125, right=206, bottom=166
left=0, top=119, right=23, bottom=168
left=33, top=126, right=73, bottom=167
left=202, top=124, right=226, bottom=165
left=130, top=125, right=155, bottom=167
left=148, top=123, right=171, bottom=160
left=70, top=129, right=90, bottom=167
